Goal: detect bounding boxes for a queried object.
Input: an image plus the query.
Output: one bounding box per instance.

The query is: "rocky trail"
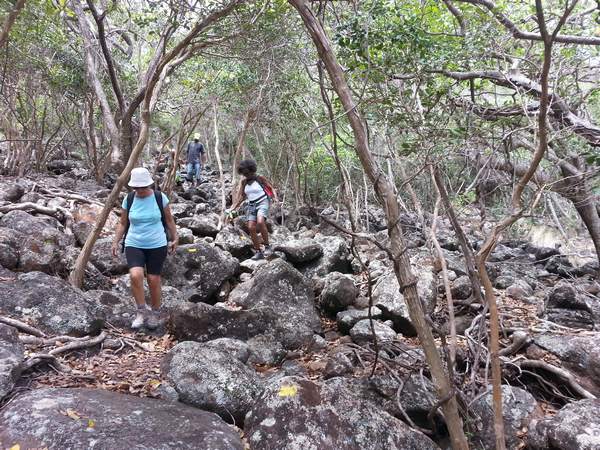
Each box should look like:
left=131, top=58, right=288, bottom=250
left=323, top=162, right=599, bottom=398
left=0, top=166, right=599, bottom=450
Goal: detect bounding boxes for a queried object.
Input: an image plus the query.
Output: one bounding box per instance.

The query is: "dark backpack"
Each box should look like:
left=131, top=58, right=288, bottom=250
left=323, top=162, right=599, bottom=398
left=121, top=191, right=169, bottom=253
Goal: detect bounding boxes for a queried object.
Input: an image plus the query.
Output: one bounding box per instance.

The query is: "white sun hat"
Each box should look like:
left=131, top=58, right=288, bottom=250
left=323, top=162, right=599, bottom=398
left=128, top=167, right=154, bottom=188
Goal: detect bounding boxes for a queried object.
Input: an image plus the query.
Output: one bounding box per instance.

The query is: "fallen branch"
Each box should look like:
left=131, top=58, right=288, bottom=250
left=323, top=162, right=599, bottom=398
left=0, top=316, right=46, bottom=337
left=499, top=330, right=531, bottom=356
left=20, top=331, right=107, bottom=372
left=19, top=334, right=92, bottom=346
left=518, top=359, right=596, bottom=400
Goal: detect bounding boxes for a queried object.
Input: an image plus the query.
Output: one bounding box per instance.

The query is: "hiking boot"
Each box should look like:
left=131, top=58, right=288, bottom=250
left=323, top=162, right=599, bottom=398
left=145, top=310, right=161, bottom=330
left=264, top=245, right=273, bottom=257
left=131, top=311, right=145, bottom=330
left=251, top=251, right=264, bottom=261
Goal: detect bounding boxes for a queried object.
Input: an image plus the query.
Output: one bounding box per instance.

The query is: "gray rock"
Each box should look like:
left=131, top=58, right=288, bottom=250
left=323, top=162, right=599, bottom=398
left=300, top=234, right=352, bottom=278
left=247, top=335, right=286, bottom=366
left=528, top=398, right=600, bottom=450
left=170, top=202, right=194, bottom=219
left=0, top=387, right=243, bottom=449
left=0, top=272, right=103, bottom=335
left=273, top=239, right=323, bottom=264
left=336, top=307, right=382, bottom=334
left=170, top=260, right=322, bottom=351
left=320, top=272, right=358, bottom=314
left=72, top=221, right=93, bottom=247
left=205, top=338, right=250, bottom=363
left=0, top=324, right=24, bottom=401
left=471, top=385, right=540, bottom=450
left=0, top=182, right=24, bottom=202
left=240, top=257, right=268, bottom=273
left=372, top=256, right=437, bottom=336
left=244, top=376, right=439, bottom=450
left=180, top=214, right=220, bottom=237
left=0, top=228, right=18, bottom=269
left=494, top=274, right=516, bottom=289
left=178, top=227, right=194, bottom=245
left=324, top=352, right=354, bottom=379
left=162, top=341, right=263, bottom=424
left=90, top=238, right=128, bottom=276
left=0, top=211, right=73, bottom=275
left=534, top=334, right=600, bottom=391
left=506, top=280, right=534, bottom=299
left=233, top=259, right=322, bottom=349
left=350, top=319, right=396, bottom=345
left=162, top=243, right=239, bottom=304
left=85, top=290, right=133, bottom=328
left=450, top=275, right=472, bottom=300
left=214, top=225, right=253, bottom=258
left=544, top=282, right=598, bottom=329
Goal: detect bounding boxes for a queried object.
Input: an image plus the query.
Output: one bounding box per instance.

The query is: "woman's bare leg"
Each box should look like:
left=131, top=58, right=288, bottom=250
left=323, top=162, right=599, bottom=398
left=130, top=267, right=146, bottom=306
left=248, top=220, right=260, bottom=250
left=147, top=274, right=162, bottom=309
left=257, top=216, right=269, bottom=246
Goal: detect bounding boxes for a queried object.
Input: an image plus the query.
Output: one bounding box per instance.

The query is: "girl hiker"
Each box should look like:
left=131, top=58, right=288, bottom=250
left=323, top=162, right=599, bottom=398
left=229, top=159, right=278, bottom=260
left=111, top=167, right=178, bottom=330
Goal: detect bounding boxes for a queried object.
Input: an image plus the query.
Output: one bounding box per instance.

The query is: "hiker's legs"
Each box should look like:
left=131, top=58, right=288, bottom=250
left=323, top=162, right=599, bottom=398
left=129, top=267, right=146, bottom=306
left=145, top=246, right=167, bottom=310
left=256, top=200, right=270, bottom=246
left=257, top=215, right=269, bottom=246
left=248, top=220, right=260, bottom=250
left=194, top=162, right=202, bottom=183
left=147, top=274, right=161, bottom=309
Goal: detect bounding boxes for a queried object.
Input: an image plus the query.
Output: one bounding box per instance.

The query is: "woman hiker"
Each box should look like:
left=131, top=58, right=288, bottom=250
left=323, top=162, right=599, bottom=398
left=229, top=159, right=278, bottom=260
left=111, top=167, right=178, bottom=330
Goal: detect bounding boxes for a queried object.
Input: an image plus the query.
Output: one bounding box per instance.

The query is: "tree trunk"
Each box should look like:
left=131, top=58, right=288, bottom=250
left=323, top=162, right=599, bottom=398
left=0, top=0, right=26, bottom=48
left=432, top=165, right=484, bottom=304
left=288, top=1, right=469, bottom=448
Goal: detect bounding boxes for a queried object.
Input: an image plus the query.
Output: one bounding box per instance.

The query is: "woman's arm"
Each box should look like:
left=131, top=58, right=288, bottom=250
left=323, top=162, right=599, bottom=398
left=164, top=205, right=178, bottom=253
left=111, top=209, right=128, bottom=257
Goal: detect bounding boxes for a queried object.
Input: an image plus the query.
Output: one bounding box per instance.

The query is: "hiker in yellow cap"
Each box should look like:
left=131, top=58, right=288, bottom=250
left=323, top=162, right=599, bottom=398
left=185, top=133, right=206, bottom=186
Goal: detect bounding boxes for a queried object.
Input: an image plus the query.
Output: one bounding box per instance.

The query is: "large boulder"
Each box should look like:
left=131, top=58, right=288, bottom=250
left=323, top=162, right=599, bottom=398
left=350, top=319, right=396, bottom=345
left=170, top=260, right=322, bottom=350
left=0, top=210, right=76, bottom=275
left=0, top=182, right=25, bottom=202
left=528, top=399, right=600, bottom=450
left=0, top=210, right=72, bottom=247
left=0, top=272, right=103, bottom=336
left=533, top=334, right=600, bottom=393
left=0, top=228, right=18, bottom=269
left=0, top=324, right=24, bottom=401
left=162, top=243, right=239, bottom=304
left=471, top=385, right=540, bottom=450
left=320, top=272, right=358, bottom=314
left=273, top=239, right=323, bottom=264
left=372, top=255, right=437, bottom=336
left=544, top=282, right=599, bottom=330
left=336, top=307, right=383, bottom=334
left=300, top=234, right=352, bottom=279
left=233, top=259, right=322, bottom=349
left=179, top=214, right=220, bottom=237
left=169, top=302, right=267, bottom=343
left=0, top=387, right=244, bottom=449
left=90, top=238, right=128, bottom=276
left=162, top=341, right=263, bottom=424
left=244, top=376, right=439, bottom=450
left=214, top=225, right=253, bottom=258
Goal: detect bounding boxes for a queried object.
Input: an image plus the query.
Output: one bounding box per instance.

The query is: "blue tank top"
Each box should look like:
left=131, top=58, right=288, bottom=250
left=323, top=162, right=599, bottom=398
left=122, top=192, right=169, bottom=249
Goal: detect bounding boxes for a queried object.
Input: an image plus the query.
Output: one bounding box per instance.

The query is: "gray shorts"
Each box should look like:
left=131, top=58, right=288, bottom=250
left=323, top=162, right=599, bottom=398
left=247, top=197, right=270, bottom=222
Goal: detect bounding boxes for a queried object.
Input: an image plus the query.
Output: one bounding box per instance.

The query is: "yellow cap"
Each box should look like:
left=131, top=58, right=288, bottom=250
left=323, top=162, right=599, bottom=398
left=193, top=133, right=201, bottom=140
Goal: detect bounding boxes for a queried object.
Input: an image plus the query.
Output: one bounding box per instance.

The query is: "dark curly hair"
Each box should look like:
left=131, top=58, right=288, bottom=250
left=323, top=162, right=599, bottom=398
left=237, top=159, right=257, bottom=175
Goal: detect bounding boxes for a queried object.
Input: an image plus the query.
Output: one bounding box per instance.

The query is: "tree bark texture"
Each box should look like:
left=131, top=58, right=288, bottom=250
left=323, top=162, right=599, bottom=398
left=288, top=1, right=469, bottom=448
